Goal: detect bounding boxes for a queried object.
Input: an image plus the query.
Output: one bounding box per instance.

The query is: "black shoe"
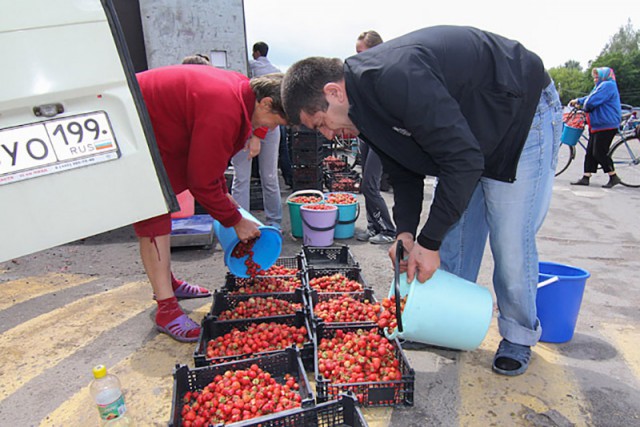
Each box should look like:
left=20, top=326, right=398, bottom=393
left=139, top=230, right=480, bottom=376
left=570, top=176, right=590, bottom=186
left=602, top=174, right=621, bottom=188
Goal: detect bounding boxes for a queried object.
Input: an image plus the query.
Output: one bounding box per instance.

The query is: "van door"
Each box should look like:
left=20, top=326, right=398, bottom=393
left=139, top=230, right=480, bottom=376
left=0, top=0, right=176, bottom=262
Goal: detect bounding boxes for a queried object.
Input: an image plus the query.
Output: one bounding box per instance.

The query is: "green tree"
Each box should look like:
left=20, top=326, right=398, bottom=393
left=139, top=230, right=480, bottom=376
left=549, top=65, right=590, bottom=105
left=600, top=19, right=640, bottom=56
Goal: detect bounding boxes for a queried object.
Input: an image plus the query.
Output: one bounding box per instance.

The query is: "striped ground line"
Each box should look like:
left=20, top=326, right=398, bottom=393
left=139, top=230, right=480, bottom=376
left=0, top=272, right=94, bottom=311
left=0, top=280, right=153, bottom=402
left=459, top=320, right=589, bottom=426
left=41, top=302, right=211, bottom=426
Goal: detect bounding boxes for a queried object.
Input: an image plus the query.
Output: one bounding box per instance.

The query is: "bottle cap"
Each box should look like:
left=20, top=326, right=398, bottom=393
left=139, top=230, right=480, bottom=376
left=92, top=364, right=107, bottom=379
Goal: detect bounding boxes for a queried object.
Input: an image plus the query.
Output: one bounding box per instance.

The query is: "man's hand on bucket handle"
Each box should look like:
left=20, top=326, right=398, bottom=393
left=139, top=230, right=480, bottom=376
left=390, top=233, right=440, bottom=283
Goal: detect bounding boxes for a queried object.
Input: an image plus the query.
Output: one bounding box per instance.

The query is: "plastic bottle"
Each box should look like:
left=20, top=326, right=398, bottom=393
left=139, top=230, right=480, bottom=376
left=90, top=365, right=131, bottom=425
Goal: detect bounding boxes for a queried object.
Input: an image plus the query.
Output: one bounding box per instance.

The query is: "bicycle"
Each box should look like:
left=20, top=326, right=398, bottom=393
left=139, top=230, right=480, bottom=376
left=555, top=107, right=640, bottom=187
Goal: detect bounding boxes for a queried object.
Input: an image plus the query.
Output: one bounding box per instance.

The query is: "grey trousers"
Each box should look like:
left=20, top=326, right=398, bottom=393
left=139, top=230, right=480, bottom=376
left=359, top=140, right=396, bottom=236
left=231, top=127, right=282, bottom=227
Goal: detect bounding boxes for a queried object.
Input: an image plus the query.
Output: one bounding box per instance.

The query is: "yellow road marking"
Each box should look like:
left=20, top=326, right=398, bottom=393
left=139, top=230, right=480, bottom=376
left=460, top=320, right=590, bottom=426
left=0, top=273, right=94, bottom=311
left=40, top=302, right=209, bottom=426
left=0, top=280, right=153, bottom=402
left=601, top=323, right=640, bottom=379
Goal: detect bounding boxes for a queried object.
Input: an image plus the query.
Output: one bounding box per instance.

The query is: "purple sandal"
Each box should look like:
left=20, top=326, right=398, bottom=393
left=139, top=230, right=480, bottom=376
left=173, top=281, right=211, bottom=299
left=156, top=314, right=201, bottom=343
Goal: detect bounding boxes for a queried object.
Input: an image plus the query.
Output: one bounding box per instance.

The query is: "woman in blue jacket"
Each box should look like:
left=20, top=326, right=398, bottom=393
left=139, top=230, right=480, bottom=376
left=570, top=67, right=622, bottom=188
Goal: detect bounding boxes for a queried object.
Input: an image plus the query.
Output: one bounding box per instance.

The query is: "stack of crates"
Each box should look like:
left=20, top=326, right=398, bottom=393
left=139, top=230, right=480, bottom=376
left=290, top=127, right=330, bottom=191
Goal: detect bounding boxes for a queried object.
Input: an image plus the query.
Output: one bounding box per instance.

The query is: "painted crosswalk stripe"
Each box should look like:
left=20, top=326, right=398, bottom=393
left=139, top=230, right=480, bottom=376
left=0, top=280, right=153, bottom=402
left=0, top=272, right=94, bottom=311
left=40, top=303, right=210, bottom=426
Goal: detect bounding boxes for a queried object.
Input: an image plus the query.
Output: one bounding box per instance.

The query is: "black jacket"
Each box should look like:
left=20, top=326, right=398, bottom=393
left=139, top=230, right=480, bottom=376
left=344, top=25, right=547, bottom=249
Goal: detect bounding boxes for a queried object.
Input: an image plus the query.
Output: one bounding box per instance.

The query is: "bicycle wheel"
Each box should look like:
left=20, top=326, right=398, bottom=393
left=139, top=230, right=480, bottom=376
left=609, top=137, right=640, bottom=187
left=555, top=143, right=576, bottom=177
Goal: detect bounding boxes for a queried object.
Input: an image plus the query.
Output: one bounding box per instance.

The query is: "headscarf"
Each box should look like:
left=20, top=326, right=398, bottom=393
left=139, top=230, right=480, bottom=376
left=593, top=67, right=616, bottom=84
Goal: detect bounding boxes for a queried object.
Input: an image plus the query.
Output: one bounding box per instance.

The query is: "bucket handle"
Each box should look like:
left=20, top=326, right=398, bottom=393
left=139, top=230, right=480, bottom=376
left=392, top=240, right=405, bottom=334
left=537, top=276, right=559, bottom=288
left=287, top=189, right=324, bottom=203
left=300, top=208, right=339, bottom=232
left=336, top=202, right=360, bottom=225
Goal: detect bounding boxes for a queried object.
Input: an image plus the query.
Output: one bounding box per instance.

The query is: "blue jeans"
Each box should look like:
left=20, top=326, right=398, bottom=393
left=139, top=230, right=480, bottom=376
left=231, top=127, right=282, bottom=227
left=439, top=82, right=562, bottom=347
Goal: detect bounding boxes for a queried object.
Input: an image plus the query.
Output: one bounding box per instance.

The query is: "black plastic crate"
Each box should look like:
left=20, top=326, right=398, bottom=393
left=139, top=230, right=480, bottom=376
left=169, top=347, right=315, bottom=427
left=209, top=287, right=308, bottom=319
left=194, top=311, right=314, bottom=370
left=314, top=323, right=415, bottom=407
left=302, top=245, right=359, bottom=269
left=324, top=170, right=361, bottom=192
left=322, top=154, right=351, bottom=172
left=222, top=273, right=305, bottom=296
left=292, top=165, right=323, bottom=191
left=292, top=144, right=324, bottom=167
left=291, top=128, right=330, bottom=149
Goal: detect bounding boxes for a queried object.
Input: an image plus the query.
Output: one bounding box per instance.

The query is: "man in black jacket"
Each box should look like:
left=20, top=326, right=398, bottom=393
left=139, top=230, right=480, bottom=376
left=282, top=26, right=562, bottom=376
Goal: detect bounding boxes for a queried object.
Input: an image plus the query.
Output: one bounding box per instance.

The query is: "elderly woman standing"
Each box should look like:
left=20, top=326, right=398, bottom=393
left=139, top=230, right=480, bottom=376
left=570, top=67, right=622, bottom=188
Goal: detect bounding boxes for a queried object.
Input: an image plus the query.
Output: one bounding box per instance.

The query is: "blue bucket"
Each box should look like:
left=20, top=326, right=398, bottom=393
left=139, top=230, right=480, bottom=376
left=384, top=241, right=493, bottom=351
left=561, top=124, right=583, bottom=146
left=213, top=208, right=282, bottom=278
left=324, top=192, right=359, bottom=239
left=536, top=261, right=590, bottom=343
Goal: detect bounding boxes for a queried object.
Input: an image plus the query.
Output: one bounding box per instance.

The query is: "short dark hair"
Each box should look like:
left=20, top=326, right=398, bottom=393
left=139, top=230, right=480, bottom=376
left=281, top=57, right=344, bottom=125
left=253, top=42, right=269, bottom=57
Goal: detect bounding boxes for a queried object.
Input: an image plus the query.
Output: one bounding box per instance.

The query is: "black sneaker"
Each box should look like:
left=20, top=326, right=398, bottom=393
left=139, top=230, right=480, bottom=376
left=355, top=229, right=376, bottom=242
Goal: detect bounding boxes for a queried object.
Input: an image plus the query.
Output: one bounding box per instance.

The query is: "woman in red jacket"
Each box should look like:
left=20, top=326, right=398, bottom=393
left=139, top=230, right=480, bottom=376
left=135, top=65, right=286, bottom=342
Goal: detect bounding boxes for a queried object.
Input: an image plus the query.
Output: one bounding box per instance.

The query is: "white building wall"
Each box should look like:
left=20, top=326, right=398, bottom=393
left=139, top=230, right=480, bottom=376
left=138, top=0, right=248, bottom=74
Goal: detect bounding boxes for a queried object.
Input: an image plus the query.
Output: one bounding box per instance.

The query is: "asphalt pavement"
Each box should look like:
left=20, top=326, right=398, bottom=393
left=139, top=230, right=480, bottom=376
left=1, top=156, right=639, bottom=426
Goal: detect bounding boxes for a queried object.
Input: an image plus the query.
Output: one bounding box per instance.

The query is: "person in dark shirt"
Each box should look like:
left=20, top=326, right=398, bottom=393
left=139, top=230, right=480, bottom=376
left=281, top=26, right=562, bottom=376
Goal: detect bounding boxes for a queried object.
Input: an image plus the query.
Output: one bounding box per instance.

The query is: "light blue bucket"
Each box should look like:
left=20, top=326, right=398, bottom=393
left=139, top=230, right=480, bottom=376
left=324, top=192, right=359, bottom=239
left=213, top=207, right=282, bottom=278
left=384, top=241, right=493, bottom=350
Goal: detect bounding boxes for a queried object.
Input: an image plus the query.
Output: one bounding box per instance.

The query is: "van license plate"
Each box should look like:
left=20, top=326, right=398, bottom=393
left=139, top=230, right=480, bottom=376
left=0, top=111, right=120, bottom=185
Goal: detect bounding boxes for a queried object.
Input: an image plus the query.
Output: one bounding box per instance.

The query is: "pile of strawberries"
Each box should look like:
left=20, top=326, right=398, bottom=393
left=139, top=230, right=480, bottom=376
left=228, top=277, right=302, bottom=294
left=377, top=295, right=408, bottom=333
left=217, top=297, right=302, bottom=320
left=325, top=192, right=357, bottom=205
left=288, top=195, right=322, bottom=204
left=313, top=295, right=380, bottom=323
left=317, top=328, right=402, bottom=385
left=206, top=322, right=308, bottom=360
left=231, top=238, right=262, bottom=277
left=309, top=273, right=363, bottom=293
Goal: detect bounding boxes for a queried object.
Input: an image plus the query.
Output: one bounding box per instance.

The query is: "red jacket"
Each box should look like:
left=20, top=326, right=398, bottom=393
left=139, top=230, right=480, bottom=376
left=137, top=65, right=257, bottom=227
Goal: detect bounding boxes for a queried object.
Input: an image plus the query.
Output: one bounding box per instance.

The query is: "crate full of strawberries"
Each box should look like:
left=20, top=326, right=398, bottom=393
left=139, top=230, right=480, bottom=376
left=194, top=311, right=314, bottom=370
left=209, top=288, right=309, bottom=320
left=169, top=347, right=314, bottom=427
left=314, top=323, right=415, bottom=407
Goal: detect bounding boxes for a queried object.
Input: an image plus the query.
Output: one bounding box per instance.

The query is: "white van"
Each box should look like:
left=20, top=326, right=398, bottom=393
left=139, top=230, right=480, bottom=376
left=0, top=0, right=176, bottom=262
